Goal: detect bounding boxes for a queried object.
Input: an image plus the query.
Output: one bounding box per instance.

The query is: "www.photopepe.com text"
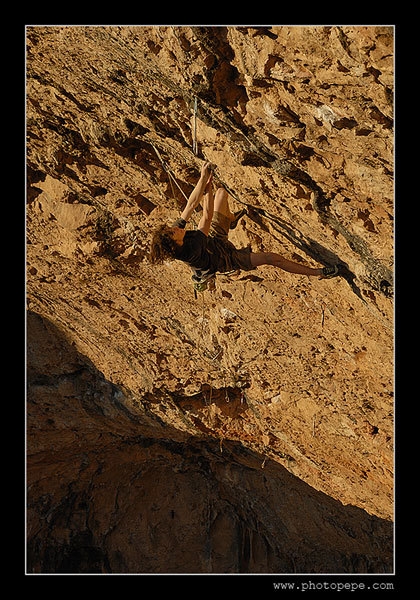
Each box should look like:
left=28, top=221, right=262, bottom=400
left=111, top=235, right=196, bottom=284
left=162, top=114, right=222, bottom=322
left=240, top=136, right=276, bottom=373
left=272, top=580, right=394, bottom=592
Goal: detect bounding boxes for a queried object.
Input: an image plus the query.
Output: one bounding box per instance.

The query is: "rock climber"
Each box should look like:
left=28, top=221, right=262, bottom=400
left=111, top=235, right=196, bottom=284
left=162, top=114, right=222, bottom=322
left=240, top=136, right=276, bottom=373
left=150, top=161, right=339, bottom=288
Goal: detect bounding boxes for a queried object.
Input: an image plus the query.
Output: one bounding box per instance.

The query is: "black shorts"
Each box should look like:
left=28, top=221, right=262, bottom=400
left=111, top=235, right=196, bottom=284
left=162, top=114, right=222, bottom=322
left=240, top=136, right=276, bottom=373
left=210, top=211, right=254, bottom=272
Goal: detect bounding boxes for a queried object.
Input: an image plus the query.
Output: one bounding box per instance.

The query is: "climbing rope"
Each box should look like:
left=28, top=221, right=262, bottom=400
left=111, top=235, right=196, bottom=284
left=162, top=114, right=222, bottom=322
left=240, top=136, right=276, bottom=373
left=192, top=96, right=198, bottom=156
left=151, top=95, right=199, bottom=200
left=151, top=142, right=189, bottom=202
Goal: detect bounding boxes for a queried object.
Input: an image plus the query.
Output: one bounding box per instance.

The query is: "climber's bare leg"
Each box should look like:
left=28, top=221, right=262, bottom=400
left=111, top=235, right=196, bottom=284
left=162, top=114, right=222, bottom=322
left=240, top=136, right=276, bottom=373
left=214, top=187, right=235, bottom=221
left=250, top=252, right=323, bottom=276
left=214, top=188, right=323, bottom=276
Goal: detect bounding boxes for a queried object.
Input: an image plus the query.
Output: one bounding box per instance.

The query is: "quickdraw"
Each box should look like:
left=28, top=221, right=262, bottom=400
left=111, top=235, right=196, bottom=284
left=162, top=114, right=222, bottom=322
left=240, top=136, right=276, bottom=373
left=193, top=275, right=216, bottom=297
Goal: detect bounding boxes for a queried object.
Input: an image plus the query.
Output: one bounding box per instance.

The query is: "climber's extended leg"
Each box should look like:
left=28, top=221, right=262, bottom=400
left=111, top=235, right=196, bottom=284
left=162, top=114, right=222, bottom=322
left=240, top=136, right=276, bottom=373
left=213, top=187, right=247, bottom=230
left=250, top=252, right=324, bottom=276
left=214, top=187, right=235, bottom=221
left=213, top=188, right=338, bottom=278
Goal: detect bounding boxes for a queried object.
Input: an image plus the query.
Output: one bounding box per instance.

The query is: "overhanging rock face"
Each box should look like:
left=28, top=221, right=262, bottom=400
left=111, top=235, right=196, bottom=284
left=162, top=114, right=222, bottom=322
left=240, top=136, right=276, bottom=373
left=26, top=26, right=394, bottom=574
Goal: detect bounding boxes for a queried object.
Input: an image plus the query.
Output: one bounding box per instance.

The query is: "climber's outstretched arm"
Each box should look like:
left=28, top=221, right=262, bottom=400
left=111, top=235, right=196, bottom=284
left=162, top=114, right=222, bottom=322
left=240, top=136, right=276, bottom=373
left=180, top=162, right=214, bottom=223
left=197, top=179, right=214, bottom=236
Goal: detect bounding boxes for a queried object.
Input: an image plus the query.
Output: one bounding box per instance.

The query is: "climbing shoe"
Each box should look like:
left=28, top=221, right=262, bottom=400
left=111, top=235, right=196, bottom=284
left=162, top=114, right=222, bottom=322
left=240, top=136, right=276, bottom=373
left=321, top=265, right=339, bottom=279
left=229, top=208, right=247, bottom=230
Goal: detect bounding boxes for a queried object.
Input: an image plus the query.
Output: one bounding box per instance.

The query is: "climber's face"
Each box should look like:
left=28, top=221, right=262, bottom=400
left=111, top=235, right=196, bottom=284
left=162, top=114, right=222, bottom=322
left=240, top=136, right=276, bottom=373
left=171, top=226, right=186, bottom=245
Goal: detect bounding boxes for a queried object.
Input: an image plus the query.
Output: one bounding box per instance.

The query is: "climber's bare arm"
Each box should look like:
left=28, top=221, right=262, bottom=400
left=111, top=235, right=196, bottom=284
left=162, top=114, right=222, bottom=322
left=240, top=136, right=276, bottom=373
left=180, top=162, right=215, bottom=223
left=197, top=178, right=214, bottom=236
